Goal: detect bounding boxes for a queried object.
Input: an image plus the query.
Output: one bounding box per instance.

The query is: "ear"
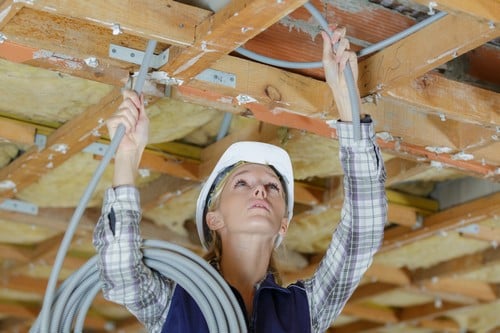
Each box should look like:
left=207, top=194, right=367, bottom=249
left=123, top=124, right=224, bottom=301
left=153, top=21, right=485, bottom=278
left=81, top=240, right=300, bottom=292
left=278, top=217, right=288, bottom=238
left=206, top=211, right=225, bottom=231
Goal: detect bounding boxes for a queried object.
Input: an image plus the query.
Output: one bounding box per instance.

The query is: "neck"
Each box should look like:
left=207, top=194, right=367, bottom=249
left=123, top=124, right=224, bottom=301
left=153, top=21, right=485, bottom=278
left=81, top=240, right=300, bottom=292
left=219, top=236, right=274, bottom=314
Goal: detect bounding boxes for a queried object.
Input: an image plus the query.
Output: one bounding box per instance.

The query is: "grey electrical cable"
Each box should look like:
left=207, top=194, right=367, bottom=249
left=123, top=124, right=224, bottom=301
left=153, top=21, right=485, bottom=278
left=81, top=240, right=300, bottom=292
left=216, top=112, right=233, bottom=141
left=235, top=7, right=447, bottom=67
left=31, top=241, right=247, bottom=333
left=305, top=2, right=361, bottom=140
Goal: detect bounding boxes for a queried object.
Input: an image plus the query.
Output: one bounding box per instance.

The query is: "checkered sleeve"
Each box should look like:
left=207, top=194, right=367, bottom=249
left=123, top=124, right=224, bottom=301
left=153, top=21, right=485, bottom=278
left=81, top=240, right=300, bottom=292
left=304, top=121, right=387, bottom=333
left=93, top=186, right=174, bottom=333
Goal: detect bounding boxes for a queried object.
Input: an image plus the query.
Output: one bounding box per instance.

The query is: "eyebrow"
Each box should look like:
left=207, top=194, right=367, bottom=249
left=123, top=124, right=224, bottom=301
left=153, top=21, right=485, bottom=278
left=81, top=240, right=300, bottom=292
left=231, top=167, right=279, bottom=181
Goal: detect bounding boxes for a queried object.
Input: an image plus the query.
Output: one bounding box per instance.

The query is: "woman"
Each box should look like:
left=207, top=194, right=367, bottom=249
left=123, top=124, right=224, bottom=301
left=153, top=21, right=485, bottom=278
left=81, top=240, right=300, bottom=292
left=94, top=28, right=387, bottom=332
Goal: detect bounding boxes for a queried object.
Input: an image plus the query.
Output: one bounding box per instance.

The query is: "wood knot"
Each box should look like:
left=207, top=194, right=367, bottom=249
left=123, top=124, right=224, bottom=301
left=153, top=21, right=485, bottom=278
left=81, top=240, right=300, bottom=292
left=265, top=85, right=281, bottom=102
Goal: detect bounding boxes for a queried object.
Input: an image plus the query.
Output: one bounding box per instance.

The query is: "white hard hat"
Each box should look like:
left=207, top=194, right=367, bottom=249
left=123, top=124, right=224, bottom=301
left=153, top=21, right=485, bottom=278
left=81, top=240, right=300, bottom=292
left=196, top=141, right=294, bottom=250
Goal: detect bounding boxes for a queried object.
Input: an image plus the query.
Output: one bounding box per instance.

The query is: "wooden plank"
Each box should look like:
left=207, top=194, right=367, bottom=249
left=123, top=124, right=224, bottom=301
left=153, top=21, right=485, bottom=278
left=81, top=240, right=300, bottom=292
left=0, top=116, right=36, bottom=145
left=359, top=12, right=500, bottom=95
left=22, top=0, right=211, bottom=46
left=412, top=0, right=500, bottom=22
left=388, top=203, right=418, bottom=227
left=412, top=246, right=500, bottom=281
left=162, top=0, right=308, bottom=81
left=0, top=1, right=22, bottom=29
left=459, top=224, right=500, bottom=242
left=364, top=263, right=412, bottom=285
left=387, top=73, right=500, bottom=127
left=382, top=192, right=500, bottom=252
left=386, top=189, right=439, bottom=212
left=384, top=158, right=428, bottom=187
left=0, top=40, right=129, bottom=86
left=421, top=278, right=500, bottom=302
left=418, top=318, right=461, bottom=332
left=0, top=88, right=122, bottom=199
left=139, top=174, right=198, bottom=211
left=342, top=303, right=398, bottom=324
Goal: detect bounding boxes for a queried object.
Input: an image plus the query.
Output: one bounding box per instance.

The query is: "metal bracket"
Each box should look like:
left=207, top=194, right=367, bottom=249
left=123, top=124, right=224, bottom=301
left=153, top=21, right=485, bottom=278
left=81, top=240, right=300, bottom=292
left=109, top=44, right=169, bottom=69
left=0, top=198, right=38, bottom=215
left=457, top=224, right=480, bottom=235
left=83, top=142, right=108, bottom=156
left=35, top=133, right=47, bottom=150
left=196, top=68, right=236, bottom=88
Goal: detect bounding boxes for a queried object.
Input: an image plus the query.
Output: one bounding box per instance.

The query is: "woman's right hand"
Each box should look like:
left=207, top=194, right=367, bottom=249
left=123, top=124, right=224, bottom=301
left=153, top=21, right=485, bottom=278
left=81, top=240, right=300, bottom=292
left=107, top=89, right=150, bottom=155
left=107, top=89, right=150, bottom=186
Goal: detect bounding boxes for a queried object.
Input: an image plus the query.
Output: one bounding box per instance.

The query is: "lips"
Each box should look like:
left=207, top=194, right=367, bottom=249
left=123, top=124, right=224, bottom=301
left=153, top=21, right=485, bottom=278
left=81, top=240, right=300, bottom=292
left=249, top=200, right=270, bottom=212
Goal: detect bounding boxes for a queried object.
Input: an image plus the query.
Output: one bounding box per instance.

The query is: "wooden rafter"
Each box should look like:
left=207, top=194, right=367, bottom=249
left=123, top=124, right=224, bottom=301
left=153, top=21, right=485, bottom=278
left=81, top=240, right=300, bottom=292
left=359, top=11, right=500, bottom=95
left=0, top=88, right=122, bottom=199
left=15, top=0, right=211, bottom=46
left=412, top=0, right=500, bottom=22
left=387, top=72, right=500, bottom=127
left=382, top=191, right=500, bottom=252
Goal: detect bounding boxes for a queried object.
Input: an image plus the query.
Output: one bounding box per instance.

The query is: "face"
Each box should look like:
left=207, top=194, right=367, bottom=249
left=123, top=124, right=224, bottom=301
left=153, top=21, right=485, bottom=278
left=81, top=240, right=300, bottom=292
left=206, top=163, right=288, bottom=243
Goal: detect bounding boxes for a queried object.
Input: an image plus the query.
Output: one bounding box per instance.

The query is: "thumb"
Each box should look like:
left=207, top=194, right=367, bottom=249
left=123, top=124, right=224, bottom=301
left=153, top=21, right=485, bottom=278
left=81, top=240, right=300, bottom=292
left=321, top=31, right=334, bottom=62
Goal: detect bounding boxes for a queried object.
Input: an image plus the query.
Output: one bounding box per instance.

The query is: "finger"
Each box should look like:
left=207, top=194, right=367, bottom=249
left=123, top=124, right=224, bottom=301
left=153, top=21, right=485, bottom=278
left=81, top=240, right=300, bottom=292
left=339, top=52, right=351, bottom=73
left=122, top=89, right=142, bottom=109
left=348, top=51, right=358, bottom=81
left=331, top=27, right=346, bottom=49
left=335, top=37, right=350, bottom=63
left=321, top=31, right=334, bottom=62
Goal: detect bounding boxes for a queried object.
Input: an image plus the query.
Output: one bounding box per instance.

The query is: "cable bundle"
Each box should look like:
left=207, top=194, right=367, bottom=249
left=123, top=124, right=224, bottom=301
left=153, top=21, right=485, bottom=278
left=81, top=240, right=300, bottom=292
left=30, top=240, right=246, bottom=333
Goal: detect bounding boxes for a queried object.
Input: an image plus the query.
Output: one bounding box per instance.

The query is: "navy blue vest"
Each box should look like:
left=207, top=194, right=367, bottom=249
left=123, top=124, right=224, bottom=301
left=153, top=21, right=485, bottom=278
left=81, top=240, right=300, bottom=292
left=162, top=274, right=311, bottom=332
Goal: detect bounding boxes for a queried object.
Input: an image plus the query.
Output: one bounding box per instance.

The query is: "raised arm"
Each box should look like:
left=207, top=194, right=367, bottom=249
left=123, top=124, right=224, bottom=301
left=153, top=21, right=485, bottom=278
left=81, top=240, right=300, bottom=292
left=304, top=29, right=387, bottom=332
left=93, top=90, right=173, bottom=332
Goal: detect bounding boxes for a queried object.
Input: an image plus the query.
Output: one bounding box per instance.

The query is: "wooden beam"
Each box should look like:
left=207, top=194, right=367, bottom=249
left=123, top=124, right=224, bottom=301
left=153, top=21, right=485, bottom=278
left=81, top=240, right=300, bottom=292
left=382, top=191, right=500, bottom=252
left=175, top=64, right=499, bottom=177
left=21, top=0, right=211, bottom=46
left=418, top=318, right=461, bottom=332
left=387, top=73, right=500, bottom=127
left=384, top=158, right=429, bottom=187
left=0, top=116, right=36, bottom=145
left=421, top=279, right=500, bottom=302
left=359, top=12, right=500, bottom=95
left=364, top=264, right=412, bottom=286
left=0, top=40, right=129, bottom=86
left=139, top=174, right=198, bottom=211
left=458, top=224, right=500, bottom=243
left=387, top=203, right=419, bottom=228
left=161, top=0, right=308, bottom=81
left=412, top=246, right=500, bottom=281
left=0, top=87, right=122, bottom=199
left=342, top=303, right=398, bottom=324
left=412, top=0, right=500, bottom=22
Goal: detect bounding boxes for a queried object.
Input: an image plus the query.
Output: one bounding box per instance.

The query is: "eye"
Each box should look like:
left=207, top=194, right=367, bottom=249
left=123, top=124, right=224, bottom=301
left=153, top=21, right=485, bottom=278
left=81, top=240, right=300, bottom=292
left=234, top=179, right=248, bottom=188
left=266, top=182, right=280, bottom=192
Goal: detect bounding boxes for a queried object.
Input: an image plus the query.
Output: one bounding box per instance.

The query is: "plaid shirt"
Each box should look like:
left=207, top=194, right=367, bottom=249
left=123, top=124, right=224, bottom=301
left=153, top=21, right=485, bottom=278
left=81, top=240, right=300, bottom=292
left=93, top=121, right=386, bottom=333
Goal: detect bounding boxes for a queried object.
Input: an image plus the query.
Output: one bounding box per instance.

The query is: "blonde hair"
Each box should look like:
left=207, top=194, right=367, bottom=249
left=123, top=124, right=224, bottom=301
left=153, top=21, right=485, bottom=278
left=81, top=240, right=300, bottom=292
left=202, top=163, right=284, bottom=285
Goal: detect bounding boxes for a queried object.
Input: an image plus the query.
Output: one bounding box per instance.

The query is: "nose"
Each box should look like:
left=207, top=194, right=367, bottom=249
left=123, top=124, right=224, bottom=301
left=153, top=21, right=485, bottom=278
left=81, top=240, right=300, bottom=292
left=253, top=184, right=267, bottom=198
